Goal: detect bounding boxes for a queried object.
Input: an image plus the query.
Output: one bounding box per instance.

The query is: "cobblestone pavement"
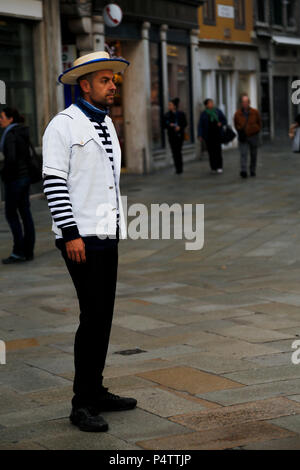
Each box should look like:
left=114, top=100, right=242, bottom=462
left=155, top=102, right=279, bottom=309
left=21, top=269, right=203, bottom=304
left=2, top=143, right=300, bottom=449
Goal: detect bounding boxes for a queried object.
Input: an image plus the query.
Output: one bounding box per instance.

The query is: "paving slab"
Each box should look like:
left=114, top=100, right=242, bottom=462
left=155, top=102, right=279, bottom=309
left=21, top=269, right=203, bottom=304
left=196, top=378, right=300, bottom=405
left=136, top=421, right=296, bottom=450
left=137, top=366, right=244, bottom=395
left=101, top=408, right=190, bottom=443
left=118, top=386, right=207, bottom=417
left=223, top=364, right=300, bottom=385
left=270, top=414, right=300, bottom=434
left=169, top=397, right=300, bottom=430
left=240, top=436, right=300, bottom=450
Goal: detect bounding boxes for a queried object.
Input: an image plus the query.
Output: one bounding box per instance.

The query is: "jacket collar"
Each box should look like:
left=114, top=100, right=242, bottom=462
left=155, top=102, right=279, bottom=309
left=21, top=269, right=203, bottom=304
left=59, top=104, right=112, bottom=152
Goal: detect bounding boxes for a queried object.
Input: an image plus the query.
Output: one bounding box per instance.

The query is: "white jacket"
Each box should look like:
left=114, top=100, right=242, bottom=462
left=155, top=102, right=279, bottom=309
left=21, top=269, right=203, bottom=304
left=42, top=104, right=126, bottom=239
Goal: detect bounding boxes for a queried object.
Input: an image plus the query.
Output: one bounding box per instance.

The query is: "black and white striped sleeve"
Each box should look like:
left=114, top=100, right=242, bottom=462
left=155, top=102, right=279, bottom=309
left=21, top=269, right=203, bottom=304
left=43, top=175, right=80, bottom=242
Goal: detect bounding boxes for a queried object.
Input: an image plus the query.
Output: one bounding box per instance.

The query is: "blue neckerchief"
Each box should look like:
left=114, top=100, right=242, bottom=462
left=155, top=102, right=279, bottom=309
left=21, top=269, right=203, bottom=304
left=75, top=96, right=108, bottom=123
left=0, top=123, right=18, bottom=152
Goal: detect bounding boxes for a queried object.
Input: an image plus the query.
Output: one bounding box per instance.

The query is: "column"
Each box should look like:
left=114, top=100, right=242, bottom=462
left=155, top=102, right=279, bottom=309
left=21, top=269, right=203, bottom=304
left=160, top=24, right=169, bottom=111
left=190, top=29, right=200, bottom=151
left=122, top=23, right=152, bottom=174
left=93, top=15, right=105, bottom=51
left=268, top=41, right=275, bottom=141
left=33, top=0, right=64, bottom=143
left=160, top=24, right=171, bottom=164
left=141, top=22, right=153, bottom=173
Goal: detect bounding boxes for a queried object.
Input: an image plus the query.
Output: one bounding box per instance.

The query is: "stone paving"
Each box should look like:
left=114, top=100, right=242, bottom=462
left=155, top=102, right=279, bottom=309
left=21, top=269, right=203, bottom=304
left=1, top=143, right=300, bottom=449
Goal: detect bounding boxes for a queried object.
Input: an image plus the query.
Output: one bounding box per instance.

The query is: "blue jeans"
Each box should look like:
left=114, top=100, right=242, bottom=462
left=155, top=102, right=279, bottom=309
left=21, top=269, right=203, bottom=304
left=4, top=176, right=35, bottom=258
left=239, top=135, right=259, bottom=173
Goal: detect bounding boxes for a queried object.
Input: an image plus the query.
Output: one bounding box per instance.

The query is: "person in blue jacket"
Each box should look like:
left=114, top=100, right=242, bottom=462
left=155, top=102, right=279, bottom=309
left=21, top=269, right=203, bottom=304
left=198, top=98, right=227, bottom=173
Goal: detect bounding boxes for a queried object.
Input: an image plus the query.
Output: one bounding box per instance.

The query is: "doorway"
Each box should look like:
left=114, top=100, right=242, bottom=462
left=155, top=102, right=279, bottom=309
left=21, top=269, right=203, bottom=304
left=273, top=76, right=289, bottom=139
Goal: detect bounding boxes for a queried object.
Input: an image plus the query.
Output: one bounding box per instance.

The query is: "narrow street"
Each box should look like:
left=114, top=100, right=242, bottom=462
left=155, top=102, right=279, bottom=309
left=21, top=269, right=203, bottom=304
left=1, top=143, right=300, bottom=449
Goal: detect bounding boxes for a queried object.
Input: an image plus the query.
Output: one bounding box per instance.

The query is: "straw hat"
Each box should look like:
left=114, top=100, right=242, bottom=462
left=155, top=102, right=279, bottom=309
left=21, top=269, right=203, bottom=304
left=59, top=51, right=129, bottom=85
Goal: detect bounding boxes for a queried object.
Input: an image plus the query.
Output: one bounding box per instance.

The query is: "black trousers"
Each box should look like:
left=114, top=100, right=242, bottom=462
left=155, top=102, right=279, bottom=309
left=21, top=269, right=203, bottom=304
left=205, top=139, right=223, bottom=171
left=4, top=176, right=35, bottom=257
left=169, top=136, right=184, bottom=174
left=59, top=243, right=118, bottom=409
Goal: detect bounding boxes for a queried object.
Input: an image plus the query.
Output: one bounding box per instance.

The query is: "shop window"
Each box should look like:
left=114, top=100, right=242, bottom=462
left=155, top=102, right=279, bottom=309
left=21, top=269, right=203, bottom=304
left=234, top=0, right=246, bottom=30
left=167, top=44, right=192, bottom=143
left=0, top=19, right=36, bottom=144
left=150, top=42, right=164, bottom=150
left=256, top=0, right=266, bottom=23
left=287, top=0, right=296, bottom=27
left=271, top=0, right=283, bottom=26
left=203, top=0, right=216, bottom=26
left=260, top=59, right=268, bottom=73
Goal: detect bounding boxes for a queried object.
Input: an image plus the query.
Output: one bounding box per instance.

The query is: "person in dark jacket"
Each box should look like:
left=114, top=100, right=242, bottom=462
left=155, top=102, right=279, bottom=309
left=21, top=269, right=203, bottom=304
left=0, top=107, right=35, bottom=264
left=164, top=98, right=187, bottom=174
left=198, top=98, right=227, bottom=174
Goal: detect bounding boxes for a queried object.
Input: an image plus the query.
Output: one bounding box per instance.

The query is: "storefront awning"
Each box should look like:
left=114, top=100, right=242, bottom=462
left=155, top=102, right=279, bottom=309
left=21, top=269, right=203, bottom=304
left=0, top=0, right=43, bottom=20
left=272, top=35, right=300, bottom=46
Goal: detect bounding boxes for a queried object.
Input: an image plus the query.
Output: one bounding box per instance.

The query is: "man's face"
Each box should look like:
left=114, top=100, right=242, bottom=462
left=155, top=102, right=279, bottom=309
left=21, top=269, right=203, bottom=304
left=207, top=100, right=214, bottom=110
left=0, top=111, right=13, bottom=128
left=80, top=70, right=117, bottom=108
left=241, top=97, right=250, bottom=109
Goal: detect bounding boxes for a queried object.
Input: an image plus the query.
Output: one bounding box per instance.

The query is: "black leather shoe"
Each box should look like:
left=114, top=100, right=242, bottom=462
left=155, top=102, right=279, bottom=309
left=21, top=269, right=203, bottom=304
left=250, top=171, right=256, bottom=177
left=240, top=171, right=248, bottom=179
left=96, top=390, right=137, bottom=412
left=70, top=407, right=109, bottom=432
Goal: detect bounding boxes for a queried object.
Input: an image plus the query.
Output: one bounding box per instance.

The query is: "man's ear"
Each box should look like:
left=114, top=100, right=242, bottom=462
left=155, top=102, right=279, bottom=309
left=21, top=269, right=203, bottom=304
left=79, top=79, right=91, bottom=94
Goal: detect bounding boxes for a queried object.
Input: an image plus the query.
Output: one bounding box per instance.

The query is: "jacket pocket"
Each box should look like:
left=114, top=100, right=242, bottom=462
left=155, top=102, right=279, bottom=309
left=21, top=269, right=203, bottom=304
left=70, top=137, right=97, bottom=170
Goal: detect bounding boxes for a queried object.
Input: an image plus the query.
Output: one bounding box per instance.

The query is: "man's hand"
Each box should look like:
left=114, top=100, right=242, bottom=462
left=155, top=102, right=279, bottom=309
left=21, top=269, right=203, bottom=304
left=66, top=237, right=86, bottom=263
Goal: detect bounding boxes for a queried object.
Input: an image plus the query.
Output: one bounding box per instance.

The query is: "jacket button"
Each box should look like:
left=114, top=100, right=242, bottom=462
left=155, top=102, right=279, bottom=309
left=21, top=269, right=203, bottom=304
left=109, top=186, right=113, bottom=189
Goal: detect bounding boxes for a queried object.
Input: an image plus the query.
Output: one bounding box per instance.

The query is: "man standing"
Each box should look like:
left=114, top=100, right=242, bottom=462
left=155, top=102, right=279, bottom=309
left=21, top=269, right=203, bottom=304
left=234, top=94, right=262, bottom=178
left=42, top=51, right=137, bottom=433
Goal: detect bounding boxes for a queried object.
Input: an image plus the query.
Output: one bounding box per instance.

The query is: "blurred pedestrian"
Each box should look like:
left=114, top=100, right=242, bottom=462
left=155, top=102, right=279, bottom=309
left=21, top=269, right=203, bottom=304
left=234, top=94, right=262, bottom=178
left=198, top=98, right=227, bottom=174
left=164, top=98, right=187, bottom=174
left=0, top=107, right=35, bottom=264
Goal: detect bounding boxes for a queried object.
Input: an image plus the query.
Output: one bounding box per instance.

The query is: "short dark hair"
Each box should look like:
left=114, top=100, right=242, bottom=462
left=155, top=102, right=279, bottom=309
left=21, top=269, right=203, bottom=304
left=204, top=98, right=213, bottom=106
left=77, top=72, right=96, bottom=96
left=2, top=107, right=24, bottom=123
left=171, top=97, right=180, bottom=109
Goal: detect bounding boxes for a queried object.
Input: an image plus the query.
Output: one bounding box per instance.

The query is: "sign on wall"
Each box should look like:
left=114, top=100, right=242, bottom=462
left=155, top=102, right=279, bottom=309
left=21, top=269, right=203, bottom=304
left=62, top=45, right=77, bottom=72
left=217, top=5, right=235, bottom=19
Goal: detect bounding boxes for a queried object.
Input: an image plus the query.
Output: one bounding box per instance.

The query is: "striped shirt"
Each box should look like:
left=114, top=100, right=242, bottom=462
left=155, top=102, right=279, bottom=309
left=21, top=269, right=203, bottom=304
left=89, top=117, right=120, bottom=228
left=43, top=175, right=80, bottom=241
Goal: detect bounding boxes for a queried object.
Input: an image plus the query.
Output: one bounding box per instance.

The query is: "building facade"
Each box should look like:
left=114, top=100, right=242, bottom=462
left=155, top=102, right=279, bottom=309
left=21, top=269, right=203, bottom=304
left=253, top=0, right=300, bottom=140
left=196, top=0, right=258, bottom=147
left=0, top=0, right=204, bottom=179
left=0, top=0, right=64, bottom=147
left=60, top=0, right=205, bottom=174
